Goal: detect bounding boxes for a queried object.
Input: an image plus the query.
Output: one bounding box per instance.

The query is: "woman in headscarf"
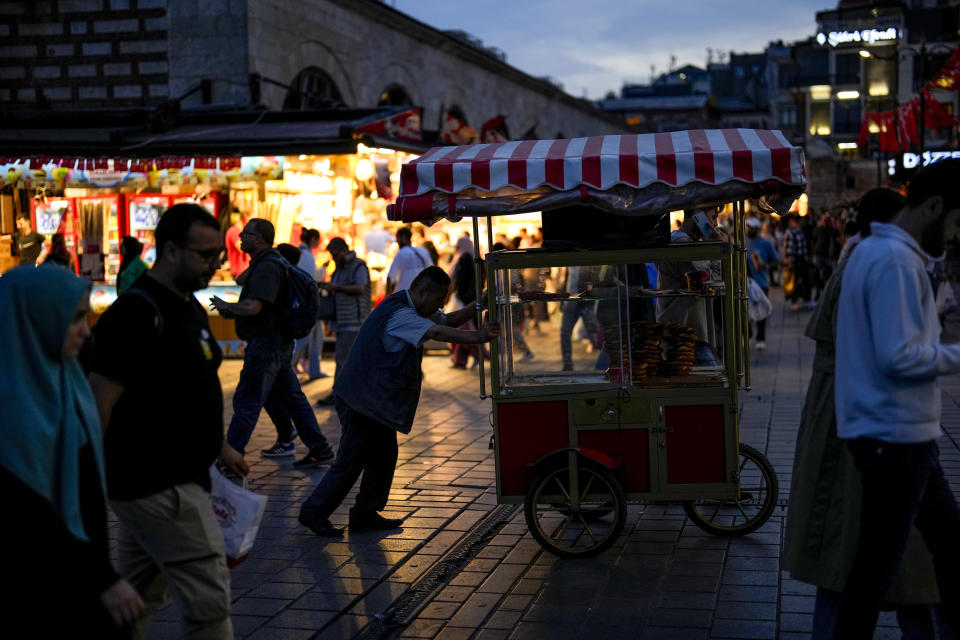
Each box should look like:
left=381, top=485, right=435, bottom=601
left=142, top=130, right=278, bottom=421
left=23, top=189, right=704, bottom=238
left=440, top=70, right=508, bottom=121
left=117, top=236, right=148, bottom=295
left=0, top=265, right=143, bottom=634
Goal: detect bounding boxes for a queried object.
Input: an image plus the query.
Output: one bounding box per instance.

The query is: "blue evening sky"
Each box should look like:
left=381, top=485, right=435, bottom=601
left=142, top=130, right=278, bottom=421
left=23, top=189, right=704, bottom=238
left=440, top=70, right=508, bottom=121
left=393, top=0, right=834, bottom=99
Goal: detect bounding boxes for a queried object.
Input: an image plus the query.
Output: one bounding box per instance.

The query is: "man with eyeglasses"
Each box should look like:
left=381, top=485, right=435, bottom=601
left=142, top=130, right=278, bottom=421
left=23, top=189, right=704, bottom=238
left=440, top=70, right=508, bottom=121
left=210, top=218, right=336, bottom=468
left=88, top=204, right=246, bottom=638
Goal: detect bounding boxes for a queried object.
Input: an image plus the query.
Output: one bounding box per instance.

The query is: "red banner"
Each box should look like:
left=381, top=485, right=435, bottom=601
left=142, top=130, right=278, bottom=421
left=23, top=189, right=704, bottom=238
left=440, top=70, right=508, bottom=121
left=356, top=108, right=423, bottom=144
left=441, top=113, right=480, bottom=145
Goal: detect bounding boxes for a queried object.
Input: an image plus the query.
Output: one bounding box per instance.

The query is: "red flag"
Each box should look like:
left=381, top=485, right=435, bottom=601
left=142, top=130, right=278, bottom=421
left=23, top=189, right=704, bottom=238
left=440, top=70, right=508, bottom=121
left=442, top=113, right=479, bottom=145
left=880, top=112, right=898, bottom=152
left=357, top=108, right=423, bottom=143
left=857, top=112, right=873, bottom=148
left=921, top=88, right=957, bottom=128
left=480, top=115, right=509, bottom=143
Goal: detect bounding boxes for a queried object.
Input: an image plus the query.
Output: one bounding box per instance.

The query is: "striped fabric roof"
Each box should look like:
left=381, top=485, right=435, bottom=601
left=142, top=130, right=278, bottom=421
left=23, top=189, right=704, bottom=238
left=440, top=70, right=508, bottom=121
left=399, top=129, right=805, bottom=198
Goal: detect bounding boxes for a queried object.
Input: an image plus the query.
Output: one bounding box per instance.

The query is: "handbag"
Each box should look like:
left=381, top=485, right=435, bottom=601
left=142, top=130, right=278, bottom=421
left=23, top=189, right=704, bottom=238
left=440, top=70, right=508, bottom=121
left=317, top=290, right=336, bottom=321
left=208, top=466, right=269, bottom=568
left=747, top=277, right=774, bottom=323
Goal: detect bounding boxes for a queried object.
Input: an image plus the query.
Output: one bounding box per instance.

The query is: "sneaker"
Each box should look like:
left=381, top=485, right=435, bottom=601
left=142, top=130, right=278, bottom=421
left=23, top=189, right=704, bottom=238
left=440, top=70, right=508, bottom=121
left=755, top=341, right=766, bottom=351
left=261, top=440, right=295, bottom=457
left=348, top=510, right=404, bottom=531
left=520, top=351, right=535, bottom=362
left=293, top=447, right=336, bottom=468
left=790, top=303, right=800, bottom=312
left=804, top=300, right=817, bottom=310
left=299, top=510, right=343, bottom=537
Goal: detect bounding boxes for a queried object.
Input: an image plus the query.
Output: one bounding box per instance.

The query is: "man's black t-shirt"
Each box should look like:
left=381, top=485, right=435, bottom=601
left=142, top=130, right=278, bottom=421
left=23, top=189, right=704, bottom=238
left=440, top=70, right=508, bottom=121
left=234, top=249, right=285, bottom=340
left=90, top=274, right=224, bottom=500
left=16, top=231, right=44, bottom=265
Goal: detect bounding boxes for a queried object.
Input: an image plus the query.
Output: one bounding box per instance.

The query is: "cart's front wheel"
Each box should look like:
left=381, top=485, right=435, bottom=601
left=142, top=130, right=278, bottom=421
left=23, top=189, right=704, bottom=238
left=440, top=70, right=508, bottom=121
left=682, top=443, right=778, bottom=537
left=525, top=459, right=626, bottom=558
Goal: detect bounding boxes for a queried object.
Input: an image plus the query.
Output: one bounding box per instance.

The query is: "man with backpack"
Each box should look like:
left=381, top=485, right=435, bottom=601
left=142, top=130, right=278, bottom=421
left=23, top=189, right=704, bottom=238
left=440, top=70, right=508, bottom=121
left=210, top=218, right=335, bottom=467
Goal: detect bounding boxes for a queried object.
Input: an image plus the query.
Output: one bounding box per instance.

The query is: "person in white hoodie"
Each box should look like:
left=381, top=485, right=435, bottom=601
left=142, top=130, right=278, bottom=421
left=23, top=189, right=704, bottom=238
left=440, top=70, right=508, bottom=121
left=834, top=159, right=960, bottom=638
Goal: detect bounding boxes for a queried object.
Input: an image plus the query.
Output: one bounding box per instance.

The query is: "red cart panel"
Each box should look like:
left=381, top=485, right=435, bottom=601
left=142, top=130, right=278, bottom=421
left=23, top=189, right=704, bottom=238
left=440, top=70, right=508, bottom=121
left=579, top=429, right=650, bottom=492
left=496, top=401, right=568, bottom=496
left=664, top=404, right=726, bottom=484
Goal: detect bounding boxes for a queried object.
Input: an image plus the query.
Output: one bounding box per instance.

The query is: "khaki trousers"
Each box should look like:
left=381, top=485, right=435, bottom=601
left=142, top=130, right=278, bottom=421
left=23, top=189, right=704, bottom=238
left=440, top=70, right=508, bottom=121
left=111, top=482, right=232, bottom=640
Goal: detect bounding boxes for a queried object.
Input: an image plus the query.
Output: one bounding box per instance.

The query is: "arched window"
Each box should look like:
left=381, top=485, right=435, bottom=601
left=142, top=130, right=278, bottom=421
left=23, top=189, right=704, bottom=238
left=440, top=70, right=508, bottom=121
left=378, top=85, right=413, bottom=107
left=284, top=67, right=344, bottom=109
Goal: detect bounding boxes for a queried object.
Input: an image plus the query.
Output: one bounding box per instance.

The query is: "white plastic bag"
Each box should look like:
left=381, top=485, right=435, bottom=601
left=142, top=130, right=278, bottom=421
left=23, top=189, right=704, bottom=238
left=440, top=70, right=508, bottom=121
left=747, top=277, right=774, bottom=323
left=937, top=281, right=958, bottom=317
left=208, top=466, right=268, bottom=568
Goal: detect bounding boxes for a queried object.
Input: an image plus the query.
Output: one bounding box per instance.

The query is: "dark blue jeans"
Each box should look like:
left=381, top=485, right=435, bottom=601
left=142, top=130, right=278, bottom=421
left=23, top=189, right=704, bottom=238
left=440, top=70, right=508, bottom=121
left=560, top=301, right=597, bottom=370
left=227, top=336, right=329, bottom=454
left=301, top=398, right=398, bottom=518
left=836, top=437, right=960, bottom=639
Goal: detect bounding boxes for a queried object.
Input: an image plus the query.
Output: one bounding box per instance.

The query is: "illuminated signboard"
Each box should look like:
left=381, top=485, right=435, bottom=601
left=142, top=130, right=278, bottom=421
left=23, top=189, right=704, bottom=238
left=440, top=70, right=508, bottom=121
left=816, top=28, right=897, bottom=47
left=887, top=150, right=960, bottom=174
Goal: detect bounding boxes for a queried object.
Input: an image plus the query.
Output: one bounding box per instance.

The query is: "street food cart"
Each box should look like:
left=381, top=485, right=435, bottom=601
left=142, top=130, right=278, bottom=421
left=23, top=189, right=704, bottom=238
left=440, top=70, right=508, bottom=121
left=389, top=130, right=805, bottom=557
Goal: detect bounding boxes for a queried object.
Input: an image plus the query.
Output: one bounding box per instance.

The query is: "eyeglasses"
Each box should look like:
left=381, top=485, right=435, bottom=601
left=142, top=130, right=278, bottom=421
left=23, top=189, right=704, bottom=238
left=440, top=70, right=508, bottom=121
left=184, top=246, right=224, bottom=263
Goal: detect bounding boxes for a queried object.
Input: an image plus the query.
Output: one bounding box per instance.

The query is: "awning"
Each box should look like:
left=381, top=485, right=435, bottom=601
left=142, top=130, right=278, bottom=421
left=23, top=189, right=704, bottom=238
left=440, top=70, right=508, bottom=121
left=389, top=129, right=806, bottom=223
left=0, top=106, right=431, bottom=157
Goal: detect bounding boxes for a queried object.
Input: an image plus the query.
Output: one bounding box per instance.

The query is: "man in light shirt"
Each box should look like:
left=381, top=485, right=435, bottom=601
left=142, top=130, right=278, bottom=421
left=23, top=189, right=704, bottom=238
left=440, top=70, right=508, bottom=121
left=386, top=226, right=431, bottom=295
left=834, top=159, right=960, bottom=638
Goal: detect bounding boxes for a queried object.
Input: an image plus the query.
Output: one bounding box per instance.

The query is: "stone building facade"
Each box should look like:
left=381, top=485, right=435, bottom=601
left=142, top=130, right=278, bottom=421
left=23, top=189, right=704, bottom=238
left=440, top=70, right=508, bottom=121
left=0, top=0, right=626, bottom=139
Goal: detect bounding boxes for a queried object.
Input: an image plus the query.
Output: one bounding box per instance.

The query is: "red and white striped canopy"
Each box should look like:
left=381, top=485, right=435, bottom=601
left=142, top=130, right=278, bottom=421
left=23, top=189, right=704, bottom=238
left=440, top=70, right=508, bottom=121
left=399, top=129, right=804, bottom=197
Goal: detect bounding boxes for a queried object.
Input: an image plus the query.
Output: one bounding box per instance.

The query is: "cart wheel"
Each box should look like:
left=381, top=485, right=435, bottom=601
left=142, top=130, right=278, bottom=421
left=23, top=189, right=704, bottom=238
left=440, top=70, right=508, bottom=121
left=682, top=443, right=778, bottom=537
left=525, top=459, right=626, bottom=558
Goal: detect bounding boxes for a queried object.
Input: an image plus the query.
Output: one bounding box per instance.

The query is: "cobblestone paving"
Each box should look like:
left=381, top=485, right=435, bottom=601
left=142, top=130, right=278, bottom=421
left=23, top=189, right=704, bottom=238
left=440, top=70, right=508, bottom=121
left=136, top=289, right=960, bottom=639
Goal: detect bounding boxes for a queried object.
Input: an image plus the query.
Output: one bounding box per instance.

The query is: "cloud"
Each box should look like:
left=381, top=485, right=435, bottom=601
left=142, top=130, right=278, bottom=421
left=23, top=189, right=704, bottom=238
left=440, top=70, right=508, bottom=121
left=396, top=0, right=829, bottom=98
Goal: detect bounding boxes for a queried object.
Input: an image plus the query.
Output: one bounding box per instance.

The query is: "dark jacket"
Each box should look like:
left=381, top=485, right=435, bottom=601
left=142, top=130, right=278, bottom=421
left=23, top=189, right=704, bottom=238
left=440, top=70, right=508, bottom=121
left=333, top=291, right=423, bottom=433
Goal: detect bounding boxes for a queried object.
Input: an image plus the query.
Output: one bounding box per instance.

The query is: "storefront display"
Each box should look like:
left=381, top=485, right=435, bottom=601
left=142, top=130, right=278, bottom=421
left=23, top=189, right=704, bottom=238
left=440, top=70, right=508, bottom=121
left=30, top=197, right=79, bottom=272
left=89, top=282, right=247, bottom=357
left=75, top=195, right=120, bottom=282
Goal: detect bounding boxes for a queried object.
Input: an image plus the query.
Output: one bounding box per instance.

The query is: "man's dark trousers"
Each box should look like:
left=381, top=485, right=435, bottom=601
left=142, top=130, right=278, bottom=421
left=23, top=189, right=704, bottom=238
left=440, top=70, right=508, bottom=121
left=836, top=437, right=960, bottom=638
left=301, top=397, right=397, bottom=517
left=227, top=335, right=328, bottom=453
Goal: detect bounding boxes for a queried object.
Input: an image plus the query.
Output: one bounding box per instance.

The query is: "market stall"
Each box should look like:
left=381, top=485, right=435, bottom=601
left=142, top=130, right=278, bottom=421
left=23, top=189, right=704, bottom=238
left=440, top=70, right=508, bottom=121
left=390, top=129, right=805, bottom=557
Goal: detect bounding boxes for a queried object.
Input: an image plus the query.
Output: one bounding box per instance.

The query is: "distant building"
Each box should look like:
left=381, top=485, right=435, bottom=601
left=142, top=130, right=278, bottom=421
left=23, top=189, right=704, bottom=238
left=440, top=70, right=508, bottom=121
left=0, top=0, right=625, bottom=140
left=597, top=55, right=770, bottom=133
left=768, top=0, right=960, bottom=208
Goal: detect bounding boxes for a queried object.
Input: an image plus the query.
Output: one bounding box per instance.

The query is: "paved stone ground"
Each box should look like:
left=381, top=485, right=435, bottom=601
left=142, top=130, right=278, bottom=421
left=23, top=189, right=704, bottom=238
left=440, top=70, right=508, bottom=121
left=134, top=289, right=960, bottom=640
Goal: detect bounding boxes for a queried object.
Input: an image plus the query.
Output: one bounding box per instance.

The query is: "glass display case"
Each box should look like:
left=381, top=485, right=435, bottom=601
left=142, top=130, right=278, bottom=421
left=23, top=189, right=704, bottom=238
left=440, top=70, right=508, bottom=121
left=487, top=242, right=735, bottom=396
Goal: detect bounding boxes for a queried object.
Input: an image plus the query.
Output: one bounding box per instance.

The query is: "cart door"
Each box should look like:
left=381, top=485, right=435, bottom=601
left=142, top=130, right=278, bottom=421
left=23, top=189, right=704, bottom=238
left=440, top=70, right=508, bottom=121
left=652, top=397, right=738, bottom=499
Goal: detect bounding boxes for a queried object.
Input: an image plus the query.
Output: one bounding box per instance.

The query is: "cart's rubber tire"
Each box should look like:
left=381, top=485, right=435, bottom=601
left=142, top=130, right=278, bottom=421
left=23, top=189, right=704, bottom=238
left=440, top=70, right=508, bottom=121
left=682, top=443, right=778, bottom=537
left=525, top=459, right=626, bottom=558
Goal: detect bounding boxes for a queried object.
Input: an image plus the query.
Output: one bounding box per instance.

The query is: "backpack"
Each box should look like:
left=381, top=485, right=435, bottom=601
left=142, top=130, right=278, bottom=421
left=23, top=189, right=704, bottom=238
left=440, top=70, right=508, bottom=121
left=261, top=255, right=320, bottom=339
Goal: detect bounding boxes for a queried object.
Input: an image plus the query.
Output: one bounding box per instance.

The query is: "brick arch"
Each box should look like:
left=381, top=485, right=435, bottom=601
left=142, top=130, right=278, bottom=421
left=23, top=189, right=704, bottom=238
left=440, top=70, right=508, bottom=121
left=290, top=40, right=357, bottom=106
left=444, top=84, right=472, bottom=125
left=375, top=62, right=421, bottom=107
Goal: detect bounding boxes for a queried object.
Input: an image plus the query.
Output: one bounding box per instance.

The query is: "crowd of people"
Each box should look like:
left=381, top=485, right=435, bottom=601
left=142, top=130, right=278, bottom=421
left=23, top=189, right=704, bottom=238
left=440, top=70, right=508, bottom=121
left=7, top=159, right=960, bottom=639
